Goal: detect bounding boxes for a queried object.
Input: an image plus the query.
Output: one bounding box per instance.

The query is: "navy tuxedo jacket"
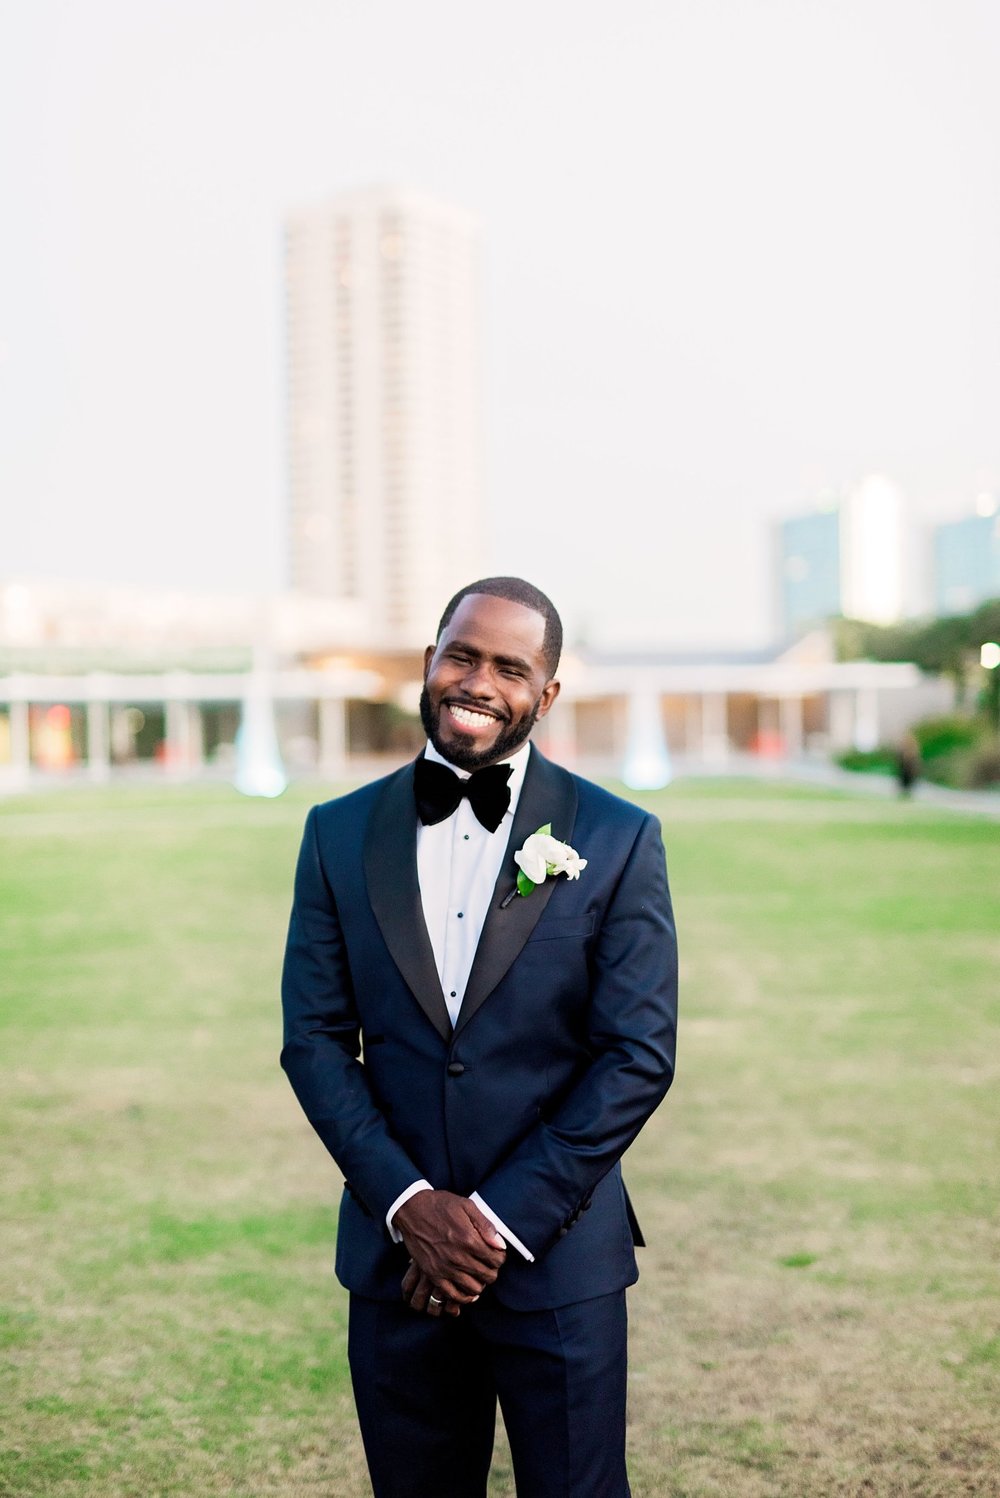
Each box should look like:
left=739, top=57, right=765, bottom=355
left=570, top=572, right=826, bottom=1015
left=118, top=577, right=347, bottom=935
left=280, top=745, right=678, bottom=1311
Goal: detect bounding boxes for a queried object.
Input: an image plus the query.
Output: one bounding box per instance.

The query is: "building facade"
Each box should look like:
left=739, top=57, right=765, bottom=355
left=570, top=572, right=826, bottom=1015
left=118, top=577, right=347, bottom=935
left=777, top=508, right=841, bottom=639
left=285, top=186, right=486, bottom=646
left=933, top=501, right=1000, bottom=615
left=778, top=476, right=908, bottom=638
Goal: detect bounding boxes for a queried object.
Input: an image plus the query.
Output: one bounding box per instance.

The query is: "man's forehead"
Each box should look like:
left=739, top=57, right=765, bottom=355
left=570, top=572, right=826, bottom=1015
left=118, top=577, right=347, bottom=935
left=444, top=593, right=547, bottom=652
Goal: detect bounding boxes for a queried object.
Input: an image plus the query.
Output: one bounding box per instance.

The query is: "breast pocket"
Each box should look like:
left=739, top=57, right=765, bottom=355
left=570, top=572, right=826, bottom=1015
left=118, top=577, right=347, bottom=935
left=526, top=912, right=596, bottom=942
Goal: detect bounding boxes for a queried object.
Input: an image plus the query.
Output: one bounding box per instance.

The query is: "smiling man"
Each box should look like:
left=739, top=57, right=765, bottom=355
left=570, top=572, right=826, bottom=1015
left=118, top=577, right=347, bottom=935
left=417, top=583, right=561, bottom=770
left=281, top=576, right=678, bottom=1498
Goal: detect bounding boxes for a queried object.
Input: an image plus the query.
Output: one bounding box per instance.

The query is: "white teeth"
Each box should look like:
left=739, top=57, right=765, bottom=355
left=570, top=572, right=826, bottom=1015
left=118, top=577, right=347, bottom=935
left=449, top=705, right=496, bottom=728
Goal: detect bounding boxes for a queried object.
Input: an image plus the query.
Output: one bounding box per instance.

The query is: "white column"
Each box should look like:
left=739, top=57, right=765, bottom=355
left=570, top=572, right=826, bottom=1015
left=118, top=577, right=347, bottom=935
left=684, top=696, right=702, bottom=756
left=829, top=691, right=854, bottom=751
left=86, top=700, right=111, bottom=783
left=187, top=704, right=205, bottom=770
left=162, top=672, right=203, bottom=777
left=853, top=686, right=879, bottom=752
left=165, top=698, right=191, bottom=776
left=758, top=698, right=779, bottom=738
left=9, top=698, right=31, bottom=785
left=701, top=692, right=729, bottom=764
left=612, top=695, right=629, bottom=765
left=779, top=696, right=804, bottom=759
left=622, top=690, right=671, bottom=789
left=319, top=697, right=347, bottom=779
left=545, top=698, right=577, bottom=768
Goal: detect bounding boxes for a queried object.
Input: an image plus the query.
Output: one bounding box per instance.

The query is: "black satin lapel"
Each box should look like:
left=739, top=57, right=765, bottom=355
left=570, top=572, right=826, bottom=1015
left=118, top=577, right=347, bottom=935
left=455, top=747, right=579, bottom=1037
left=363, top=762, right=452, bottom=1044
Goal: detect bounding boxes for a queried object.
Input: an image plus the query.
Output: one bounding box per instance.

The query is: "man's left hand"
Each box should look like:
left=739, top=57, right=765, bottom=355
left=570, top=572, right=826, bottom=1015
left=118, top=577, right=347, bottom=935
left=393, top=1188, right=506, bottom=1302
left=401, top=1261, right=460, bottom=1318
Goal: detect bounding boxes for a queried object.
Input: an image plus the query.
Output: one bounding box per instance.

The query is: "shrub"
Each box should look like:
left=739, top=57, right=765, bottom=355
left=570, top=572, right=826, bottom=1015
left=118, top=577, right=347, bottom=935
left=963, top=740, right=1000, bottom=789
left=833, top=715, right=998, bottom=790
left=912, top=715, right=979, bottom=762
left=834, top=748, right=897, bottom=775
left=920, top=748, right=972, bottom=788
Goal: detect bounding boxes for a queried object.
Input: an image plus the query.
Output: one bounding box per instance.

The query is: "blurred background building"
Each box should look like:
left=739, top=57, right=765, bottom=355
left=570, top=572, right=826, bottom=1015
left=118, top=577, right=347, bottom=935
left=776, top=503, right=842, bottom=641
left=285, top=186, right=486, bottom=646
left=0, top=571, right=952, bottom=787
left=777, top=475, right=908, bottom=640
left=933, top=495, right=1000, bottom=615
left=0, top=167, right=989, bottom=791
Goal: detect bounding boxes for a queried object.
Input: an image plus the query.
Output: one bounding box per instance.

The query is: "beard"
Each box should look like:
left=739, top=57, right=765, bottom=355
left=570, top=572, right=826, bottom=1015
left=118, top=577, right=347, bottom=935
left=419, top=686, right=540, bottom=772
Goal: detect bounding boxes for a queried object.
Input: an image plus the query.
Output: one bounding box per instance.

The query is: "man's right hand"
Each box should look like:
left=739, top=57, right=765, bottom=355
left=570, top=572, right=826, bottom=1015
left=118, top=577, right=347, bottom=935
left=392, top=1190, right=506, bottom=1303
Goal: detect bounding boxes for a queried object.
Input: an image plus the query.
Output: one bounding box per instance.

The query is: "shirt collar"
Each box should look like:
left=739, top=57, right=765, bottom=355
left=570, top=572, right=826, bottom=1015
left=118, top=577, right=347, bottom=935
left=422, top=738, right=531, bottom=821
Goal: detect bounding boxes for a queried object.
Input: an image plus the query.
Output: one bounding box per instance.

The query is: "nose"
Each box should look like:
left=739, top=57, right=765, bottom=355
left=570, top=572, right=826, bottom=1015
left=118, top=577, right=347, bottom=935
left=460, top=659, right=494, bottom=699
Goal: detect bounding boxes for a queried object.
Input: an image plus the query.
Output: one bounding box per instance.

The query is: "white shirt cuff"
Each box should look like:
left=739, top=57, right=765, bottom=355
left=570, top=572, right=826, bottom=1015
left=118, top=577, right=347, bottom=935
left=471, top=1191, right=535, bottom=1262
left=386, top=1179, right=433, bottom=1242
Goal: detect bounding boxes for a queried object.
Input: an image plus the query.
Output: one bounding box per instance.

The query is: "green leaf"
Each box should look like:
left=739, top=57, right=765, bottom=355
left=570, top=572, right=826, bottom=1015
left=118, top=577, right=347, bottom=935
left=516, top=869, right=536, bottom=898
left=535, top=823, right=552, bottom=836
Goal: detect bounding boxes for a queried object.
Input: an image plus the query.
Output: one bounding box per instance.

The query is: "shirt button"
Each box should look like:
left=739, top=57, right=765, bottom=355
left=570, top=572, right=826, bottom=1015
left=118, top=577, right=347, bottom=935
left=457, top=912, right=463, bottom=919
left=464, top=834, right=470, bottom=841
left=450, top=990, right=457, bottom=998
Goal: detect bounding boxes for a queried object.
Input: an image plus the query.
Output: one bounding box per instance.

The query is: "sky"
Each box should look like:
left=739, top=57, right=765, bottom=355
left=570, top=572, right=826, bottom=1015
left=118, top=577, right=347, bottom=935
left=2, top=0, right=999, bottom=647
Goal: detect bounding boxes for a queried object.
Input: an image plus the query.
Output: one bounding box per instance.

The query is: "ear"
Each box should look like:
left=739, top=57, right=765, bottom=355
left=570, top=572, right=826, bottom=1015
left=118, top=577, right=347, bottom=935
left=534, top=679, right=561, bottom=721
left=422, top=644, right=435, bottom=679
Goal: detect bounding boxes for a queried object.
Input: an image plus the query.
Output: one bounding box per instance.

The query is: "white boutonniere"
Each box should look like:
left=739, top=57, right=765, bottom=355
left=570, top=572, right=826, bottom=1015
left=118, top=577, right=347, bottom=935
left=512, top=823, right=588, bottom=898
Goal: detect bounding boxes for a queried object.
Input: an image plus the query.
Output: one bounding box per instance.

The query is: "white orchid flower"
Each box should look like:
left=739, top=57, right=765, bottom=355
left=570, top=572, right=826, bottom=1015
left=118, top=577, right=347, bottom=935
left=513, top=825, right=587, bottom=896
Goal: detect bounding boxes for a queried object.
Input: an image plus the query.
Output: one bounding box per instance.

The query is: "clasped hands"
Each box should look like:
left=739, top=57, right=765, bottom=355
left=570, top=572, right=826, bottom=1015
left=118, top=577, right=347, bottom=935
left=394, top=1189, right=506, bottom=1319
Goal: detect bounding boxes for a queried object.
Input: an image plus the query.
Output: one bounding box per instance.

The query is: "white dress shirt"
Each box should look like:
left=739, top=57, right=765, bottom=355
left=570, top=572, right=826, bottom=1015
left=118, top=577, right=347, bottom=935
left=385, top=740, right=535, bottom=1262
left=417, top=738, right=530, bottom=1029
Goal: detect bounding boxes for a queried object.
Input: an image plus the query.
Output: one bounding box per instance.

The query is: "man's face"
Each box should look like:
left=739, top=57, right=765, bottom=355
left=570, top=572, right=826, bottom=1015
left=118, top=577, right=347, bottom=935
left=420, top=593, right=560, bottom=771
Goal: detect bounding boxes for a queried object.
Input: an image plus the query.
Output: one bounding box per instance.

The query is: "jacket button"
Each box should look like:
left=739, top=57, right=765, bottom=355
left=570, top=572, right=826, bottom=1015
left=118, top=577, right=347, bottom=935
left=447, top=1062, right=465, bottom=1077
left=557, top=1226, right=569, bottom=1238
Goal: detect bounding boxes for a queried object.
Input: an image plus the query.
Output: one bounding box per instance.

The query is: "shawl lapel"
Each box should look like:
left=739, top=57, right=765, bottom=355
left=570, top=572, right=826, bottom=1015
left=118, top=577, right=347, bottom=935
left=455, top=746, right=579, bottom=1037
left=363, top=760, right=452, bottom=1044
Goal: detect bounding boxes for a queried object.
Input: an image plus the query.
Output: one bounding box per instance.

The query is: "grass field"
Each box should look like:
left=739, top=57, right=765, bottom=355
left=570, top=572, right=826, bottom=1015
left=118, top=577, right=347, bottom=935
left=1, top=777, right=997, bottom=1497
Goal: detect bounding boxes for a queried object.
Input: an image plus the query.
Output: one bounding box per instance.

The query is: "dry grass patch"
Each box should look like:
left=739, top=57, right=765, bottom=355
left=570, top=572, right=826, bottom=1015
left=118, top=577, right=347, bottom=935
left=2, top=780, right=997, bottom=1496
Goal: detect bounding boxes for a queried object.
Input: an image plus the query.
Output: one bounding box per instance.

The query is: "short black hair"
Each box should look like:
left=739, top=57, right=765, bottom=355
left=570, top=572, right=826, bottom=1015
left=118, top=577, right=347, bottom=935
left=436, top=576, right=563, bottom=678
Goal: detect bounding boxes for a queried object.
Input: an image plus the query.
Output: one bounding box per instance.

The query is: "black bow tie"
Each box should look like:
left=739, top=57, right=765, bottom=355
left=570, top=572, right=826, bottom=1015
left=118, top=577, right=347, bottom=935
left=414, top=756, right=513, bottom=833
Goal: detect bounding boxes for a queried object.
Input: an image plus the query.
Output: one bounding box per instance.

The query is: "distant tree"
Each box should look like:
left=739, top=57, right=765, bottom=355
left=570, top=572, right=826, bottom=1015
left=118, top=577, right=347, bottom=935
left=969, top=598, right=1000, bottom=648
left=833, top=602, right=1000, bottom=706
left=832, top=617, right=911, bottom=664
left=909, top=616, right=972, bottom=702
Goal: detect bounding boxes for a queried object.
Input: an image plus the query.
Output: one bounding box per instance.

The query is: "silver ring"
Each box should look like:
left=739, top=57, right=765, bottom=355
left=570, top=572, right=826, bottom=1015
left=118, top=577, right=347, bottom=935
left=428, top=1294, right=443, bottom=1305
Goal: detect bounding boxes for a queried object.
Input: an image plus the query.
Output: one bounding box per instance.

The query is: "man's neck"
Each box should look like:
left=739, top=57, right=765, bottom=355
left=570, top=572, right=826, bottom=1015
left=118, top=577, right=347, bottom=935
left=423, top=739, right=532, bottom=779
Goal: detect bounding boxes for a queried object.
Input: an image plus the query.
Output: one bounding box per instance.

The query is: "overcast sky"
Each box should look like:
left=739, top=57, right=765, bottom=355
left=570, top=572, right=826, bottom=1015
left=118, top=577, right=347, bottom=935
left=2, top=0, right=998, bottom=646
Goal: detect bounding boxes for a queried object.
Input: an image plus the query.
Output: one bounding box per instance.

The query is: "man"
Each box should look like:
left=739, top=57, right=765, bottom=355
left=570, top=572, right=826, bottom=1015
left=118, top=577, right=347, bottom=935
left=281, top=577, right=678, bottom=1498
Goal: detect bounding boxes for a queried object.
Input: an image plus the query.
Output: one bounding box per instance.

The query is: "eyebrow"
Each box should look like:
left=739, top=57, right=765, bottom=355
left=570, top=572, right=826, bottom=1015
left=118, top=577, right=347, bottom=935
left=446, top=639, right=533, bottom=673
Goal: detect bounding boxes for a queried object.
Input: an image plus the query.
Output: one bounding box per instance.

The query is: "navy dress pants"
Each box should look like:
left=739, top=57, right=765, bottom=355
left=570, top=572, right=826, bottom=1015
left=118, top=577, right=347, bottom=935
left=347, top=1287, right=631, bottom=1498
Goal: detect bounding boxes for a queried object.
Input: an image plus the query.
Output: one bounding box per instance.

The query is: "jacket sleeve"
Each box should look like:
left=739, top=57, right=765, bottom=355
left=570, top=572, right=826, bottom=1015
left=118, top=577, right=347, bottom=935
left=473, top=812, right=678, bottom=1257
left=280, top=805, right=424, bottom=1225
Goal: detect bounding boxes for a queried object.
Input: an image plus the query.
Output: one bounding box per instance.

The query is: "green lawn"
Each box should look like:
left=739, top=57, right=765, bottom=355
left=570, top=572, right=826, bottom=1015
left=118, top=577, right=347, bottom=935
left=1, top=778, right=997, bottom=1497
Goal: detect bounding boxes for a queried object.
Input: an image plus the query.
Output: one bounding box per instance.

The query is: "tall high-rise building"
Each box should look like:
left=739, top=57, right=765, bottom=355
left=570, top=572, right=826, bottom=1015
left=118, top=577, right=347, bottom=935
left=777, top=506, right=841, bottom=639
left=285, top=186, right=486, bottom=645
left=933, top=496, right=1000, bottom=614
left=777, top=476, right=908, bottom=638
left=839, top=476, right=906, bottom=625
